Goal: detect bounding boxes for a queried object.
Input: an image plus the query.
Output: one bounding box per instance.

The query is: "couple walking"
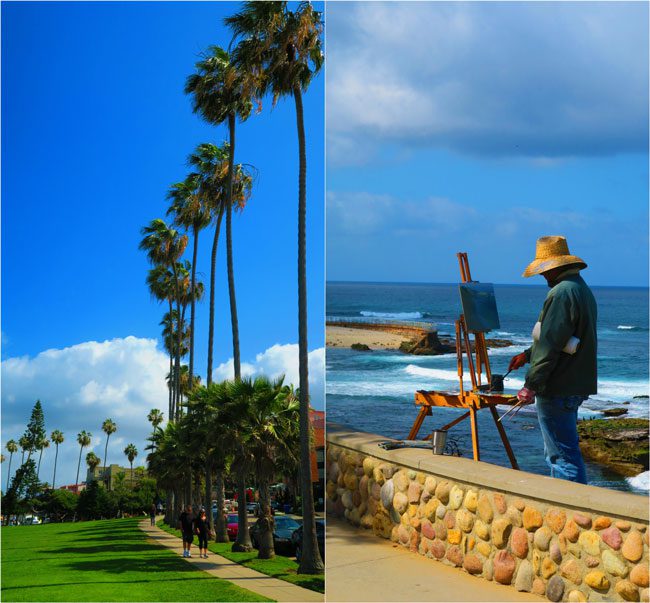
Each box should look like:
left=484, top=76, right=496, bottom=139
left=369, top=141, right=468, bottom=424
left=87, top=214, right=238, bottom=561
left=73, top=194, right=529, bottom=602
left=178, top=505, right=210, bottom=559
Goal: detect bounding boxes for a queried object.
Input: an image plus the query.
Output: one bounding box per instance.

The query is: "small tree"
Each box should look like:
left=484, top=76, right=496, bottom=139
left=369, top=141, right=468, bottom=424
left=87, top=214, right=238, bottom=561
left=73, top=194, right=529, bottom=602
left=101, top=419, right=117, bottom=488
left=23, top=400, right=46, bottom=461
left=50, top=430, right=64, bottom=489
left=124, top=444, right=138, bottom=485
left=75, top=431, right=92, bottom=488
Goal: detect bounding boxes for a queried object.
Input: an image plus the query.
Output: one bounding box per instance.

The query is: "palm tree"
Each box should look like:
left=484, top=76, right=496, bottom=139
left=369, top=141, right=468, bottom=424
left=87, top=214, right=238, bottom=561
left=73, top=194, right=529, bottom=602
left=5, top=439, right=18, bottom=489
left=124, top=444, right=138, bottom=485
left=36, top=437, right=50, bottom=480
left=167, top=172, right=211, bottom=387
left=75, top=430, right=92, bottom=488
left=19, top=435, right=30, bottom=465
left=226, top=1, right=324, bottom=574
left=185, top=46, right=253, bottom=381
left=140, top=219, right=188, bottom=418
left=86, top=451, right=101, bottom=481
left=50, top=430, right=64, bottom=489
left=147, top=409, right=164, bottom=453
left=101, top=419, right=117, bottom=489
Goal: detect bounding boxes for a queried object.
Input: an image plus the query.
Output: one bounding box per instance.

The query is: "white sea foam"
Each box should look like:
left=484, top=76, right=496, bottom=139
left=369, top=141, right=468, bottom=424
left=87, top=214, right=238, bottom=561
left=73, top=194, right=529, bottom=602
left=618, top=325, right=635, bottom=330
left=360, top=311, right=424, bottom=319
left=626, top=470, right=650, bottom=491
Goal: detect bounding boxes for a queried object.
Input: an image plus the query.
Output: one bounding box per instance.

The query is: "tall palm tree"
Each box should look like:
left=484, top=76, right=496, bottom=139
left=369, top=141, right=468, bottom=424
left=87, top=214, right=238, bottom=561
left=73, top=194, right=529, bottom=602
left=101, top=419, right=117, bottom=489
left=75, top=431, right=92, bottom=488
left=147, top=409, right=164, bottom=453
left=140, top=219, right=188, bottom=417
left=5, top=439, right=18, bottom=491
left=50, top=430, right=64, bottom=489
left=19, top=435, right=30, bottom=465
left=36, top=437, right=50, bottom=480
left=226, top=1, right=324, bottom=574
left=86, top=451, right=101, bottom=481
left=124, top=444, right=138, bottom=485
left=167, top=172, right=211, bottom=388
left=185, top=46, right=253, bottom=381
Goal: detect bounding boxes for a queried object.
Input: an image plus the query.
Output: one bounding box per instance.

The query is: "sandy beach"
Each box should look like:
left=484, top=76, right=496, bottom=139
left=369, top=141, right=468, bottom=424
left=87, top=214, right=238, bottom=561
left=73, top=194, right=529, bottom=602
left=326, top=326, right=410, bottom=350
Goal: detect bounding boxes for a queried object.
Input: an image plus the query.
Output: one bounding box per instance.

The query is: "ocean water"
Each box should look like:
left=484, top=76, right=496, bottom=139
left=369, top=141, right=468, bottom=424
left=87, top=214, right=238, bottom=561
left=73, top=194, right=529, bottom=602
left=326, top=281, right=649, bottom=494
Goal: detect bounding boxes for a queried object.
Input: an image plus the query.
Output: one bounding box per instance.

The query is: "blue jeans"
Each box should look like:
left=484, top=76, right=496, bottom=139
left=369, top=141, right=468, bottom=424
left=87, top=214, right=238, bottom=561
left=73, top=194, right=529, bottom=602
left=535, top=395, right=588, bottom=484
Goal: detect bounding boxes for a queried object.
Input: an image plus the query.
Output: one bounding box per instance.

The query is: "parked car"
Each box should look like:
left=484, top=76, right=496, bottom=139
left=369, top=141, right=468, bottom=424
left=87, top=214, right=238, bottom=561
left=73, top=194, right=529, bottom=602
left=246, top=501, right=257, bottom=515
left=249, top=515, right=301, bottom=555
left=292, top=519, right=325, bottom=562
left=226, top=513, right=239, bottom=539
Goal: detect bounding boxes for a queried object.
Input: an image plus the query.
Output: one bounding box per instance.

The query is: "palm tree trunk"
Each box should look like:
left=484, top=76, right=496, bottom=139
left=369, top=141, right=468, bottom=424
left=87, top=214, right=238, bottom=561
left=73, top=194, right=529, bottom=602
left=207, top=206, right=225, bottom=386
left=257, top=474, right=275, bottom=559
left=232, top=470, right=252, bottom=552
left=204, top=458, right=213, bottom=533
left=214, top=469, right=229, bottom=543
left=171, top=263, right=182, bottom=422
left=103, top=436, right=110, bottom=489
left=21, top=450, right=25, bottom=465
left=36, top=448, right=43, bottom=480
left=75, top=445, right=84, bottom=487
left=293, top=85, right=323, bottom=574
left=7, top=453, right=13, bottom=491
left=52, top=446, right=58, bottom=489
left=167, top=299, right=174, bottom=421
left=226, top=112, right=241, bottom=381
left=189, top=226, right=199, bottom=386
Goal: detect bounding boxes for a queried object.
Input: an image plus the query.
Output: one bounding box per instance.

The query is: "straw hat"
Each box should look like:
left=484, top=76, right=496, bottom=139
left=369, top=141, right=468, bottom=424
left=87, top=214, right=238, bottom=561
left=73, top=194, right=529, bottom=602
left=522, top=236, right=587, bottom=278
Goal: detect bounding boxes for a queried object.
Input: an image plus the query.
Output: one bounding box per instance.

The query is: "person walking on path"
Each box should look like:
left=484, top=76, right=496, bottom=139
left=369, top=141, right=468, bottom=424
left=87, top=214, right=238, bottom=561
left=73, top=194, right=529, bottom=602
left=194, top=507, right=210, bottom=559
left=149, top=503, right=156, bottom=527
left=509, top=235, right=597, bottom=484
left=178, top=504, right=195, bottom=558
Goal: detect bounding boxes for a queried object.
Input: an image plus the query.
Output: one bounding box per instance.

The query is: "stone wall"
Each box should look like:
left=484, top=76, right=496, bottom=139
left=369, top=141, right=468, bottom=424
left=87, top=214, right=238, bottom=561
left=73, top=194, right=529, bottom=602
left=327, top=424, right=649, bottom=602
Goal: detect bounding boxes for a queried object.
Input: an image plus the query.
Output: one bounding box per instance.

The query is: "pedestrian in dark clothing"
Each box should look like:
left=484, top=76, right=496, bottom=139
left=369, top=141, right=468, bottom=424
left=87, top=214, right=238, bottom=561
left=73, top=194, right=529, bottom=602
left=149, top=503, right=156, bottom=526
left=178, top=505, right=194, bottom=558
left=194, top=507, right=210, bottom=558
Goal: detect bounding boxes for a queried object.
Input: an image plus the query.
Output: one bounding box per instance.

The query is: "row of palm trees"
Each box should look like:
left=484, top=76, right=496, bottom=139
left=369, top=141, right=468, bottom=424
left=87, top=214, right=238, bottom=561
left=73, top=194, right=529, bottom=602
left=139, top=2, right=323, bottom=574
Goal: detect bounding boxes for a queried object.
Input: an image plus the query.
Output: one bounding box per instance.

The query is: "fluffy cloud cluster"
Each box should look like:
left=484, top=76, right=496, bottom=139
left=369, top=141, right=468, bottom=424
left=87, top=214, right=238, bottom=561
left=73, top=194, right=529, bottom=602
left=327, top=2, right=648, bottom=163
left=1, top=337, right=324, bottom=488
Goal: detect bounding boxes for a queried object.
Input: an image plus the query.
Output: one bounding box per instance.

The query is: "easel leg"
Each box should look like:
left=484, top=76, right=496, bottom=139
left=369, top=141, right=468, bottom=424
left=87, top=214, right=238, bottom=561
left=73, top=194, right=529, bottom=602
left=469, top=406, right=480, bottom=461
left=408, top=407, right=429, bottom=440
left=488, top=405, right=519, bottom=470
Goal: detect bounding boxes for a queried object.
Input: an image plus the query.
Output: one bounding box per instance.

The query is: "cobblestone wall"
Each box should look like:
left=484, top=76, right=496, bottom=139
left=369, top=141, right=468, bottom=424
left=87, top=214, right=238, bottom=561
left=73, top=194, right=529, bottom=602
left=326, top=443, right=649, bottom=602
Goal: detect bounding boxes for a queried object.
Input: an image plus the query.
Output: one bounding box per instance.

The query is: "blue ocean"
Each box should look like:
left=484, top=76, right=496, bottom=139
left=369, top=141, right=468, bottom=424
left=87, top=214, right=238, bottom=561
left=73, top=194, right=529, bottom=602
left=326, top=282, right=649, bottom=494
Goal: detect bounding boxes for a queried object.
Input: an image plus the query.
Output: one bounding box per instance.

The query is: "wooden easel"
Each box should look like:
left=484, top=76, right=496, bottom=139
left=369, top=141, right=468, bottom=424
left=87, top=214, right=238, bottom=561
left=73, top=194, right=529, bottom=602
left=406, top=253, right=520, bottom=469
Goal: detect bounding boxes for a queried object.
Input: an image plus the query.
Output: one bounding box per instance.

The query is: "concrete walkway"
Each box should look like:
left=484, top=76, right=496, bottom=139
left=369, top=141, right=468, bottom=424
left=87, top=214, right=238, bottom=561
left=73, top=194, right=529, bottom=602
left=326, top=518, right=544, bottom=602
left=139, top=519, right=323, bottom=603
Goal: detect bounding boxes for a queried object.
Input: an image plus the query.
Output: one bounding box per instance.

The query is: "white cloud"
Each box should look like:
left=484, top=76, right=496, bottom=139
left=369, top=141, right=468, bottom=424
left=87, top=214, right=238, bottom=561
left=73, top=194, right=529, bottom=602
left=1, top=337, right=324, bottom=490
left=327, top=2, right=648, bottom=162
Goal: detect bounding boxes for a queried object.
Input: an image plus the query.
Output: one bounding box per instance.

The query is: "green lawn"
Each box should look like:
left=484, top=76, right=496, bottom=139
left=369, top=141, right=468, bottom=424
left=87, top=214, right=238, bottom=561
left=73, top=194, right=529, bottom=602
left=157, top=520, right=325, bottom=593
left=1, top=518, right=270, bottom=602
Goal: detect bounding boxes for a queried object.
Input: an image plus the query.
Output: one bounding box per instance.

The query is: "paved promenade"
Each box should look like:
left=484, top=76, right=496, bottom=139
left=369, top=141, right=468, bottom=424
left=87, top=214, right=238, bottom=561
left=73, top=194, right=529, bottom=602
left=326, top=517, right=543, bottom=602
left=139, top=518, right=323, bottom=603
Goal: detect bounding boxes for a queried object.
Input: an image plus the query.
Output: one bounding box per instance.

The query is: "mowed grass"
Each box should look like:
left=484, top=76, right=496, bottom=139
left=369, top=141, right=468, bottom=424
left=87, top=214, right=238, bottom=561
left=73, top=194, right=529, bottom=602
left=1, top=518, right=270, bottom=602
left=157, top=521, right=324, bottom=593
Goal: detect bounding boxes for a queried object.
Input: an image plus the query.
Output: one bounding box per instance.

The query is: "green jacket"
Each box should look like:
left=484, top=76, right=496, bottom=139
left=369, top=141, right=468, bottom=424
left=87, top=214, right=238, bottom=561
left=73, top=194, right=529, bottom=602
left=524, top=273, right=597, bottom=396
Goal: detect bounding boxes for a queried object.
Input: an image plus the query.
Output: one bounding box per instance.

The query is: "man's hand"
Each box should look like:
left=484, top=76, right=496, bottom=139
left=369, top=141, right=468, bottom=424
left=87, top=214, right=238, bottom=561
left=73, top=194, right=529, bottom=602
left=516, top=387, right=536, bottom=405
left=508, top=352, right=528, bottom=372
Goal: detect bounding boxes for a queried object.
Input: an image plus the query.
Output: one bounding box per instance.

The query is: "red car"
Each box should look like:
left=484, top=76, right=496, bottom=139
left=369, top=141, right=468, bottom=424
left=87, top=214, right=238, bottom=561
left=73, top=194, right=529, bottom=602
left=226, top=513, right=239, bottom=539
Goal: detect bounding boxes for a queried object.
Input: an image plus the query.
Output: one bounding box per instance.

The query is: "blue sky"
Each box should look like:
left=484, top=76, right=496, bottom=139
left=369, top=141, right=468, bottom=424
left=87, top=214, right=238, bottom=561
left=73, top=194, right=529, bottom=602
left=1, top=1, right=324, bottom=487
left=326, top=2, right=649, bottom=287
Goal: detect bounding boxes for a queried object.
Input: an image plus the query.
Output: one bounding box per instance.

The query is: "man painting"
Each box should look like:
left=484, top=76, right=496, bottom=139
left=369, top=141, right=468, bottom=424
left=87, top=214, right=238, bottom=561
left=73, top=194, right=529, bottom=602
left=509, top=236, right=597, bottom=484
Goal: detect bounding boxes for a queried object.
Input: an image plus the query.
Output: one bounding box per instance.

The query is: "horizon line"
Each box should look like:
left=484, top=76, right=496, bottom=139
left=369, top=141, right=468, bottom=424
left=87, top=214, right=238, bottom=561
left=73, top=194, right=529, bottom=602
left=326, top=279, right=649, bottom=289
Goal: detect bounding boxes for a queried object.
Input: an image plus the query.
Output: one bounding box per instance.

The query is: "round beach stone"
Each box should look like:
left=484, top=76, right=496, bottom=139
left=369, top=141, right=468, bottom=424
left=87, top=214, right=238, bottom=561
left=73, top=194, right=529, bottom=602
left=561, top=559, right=583, bottom=585
left=407, top=470, right=417, bottom=480
left=603, top=549, right=630, bottom=577
left=464, top=489, right=478, bottom=512
left=568, top=589, right=587, bottom=602
left=410, top=516, right=421, bottom=530
left=483, top=558, right=494, bottom=581
left=564, top=519, right=580, bottom=543
left=393, top=491, right=408, bottom=515
left=578, top=530, right=601, bottom=556
left=642, top=589, right=650, bottom=602
left=431, top=538, right=446, bottom=559
left=593, top=516, right=612, bottom=530
left=436, top=503, right=447, bottom=520
left=393, top=470, right=409, bottom=493
left=362, top=457, right=376, bottom=476
left=380, top=479, right=394, bottom=509
left=464, top=553, right=483, bottom=574
left=421, top=519, right=435, bottom=540
left=601, top=526, right=623, bottom=550
left=559, top=533, right=568, bottom=554
left=546, top=575, right=566, bottom=602
left=493, top=550, right=516, bottom=584
left=424, top=476, right=437, bottom=494
left=523, top=506, right=543, bottom=531
left=466, top=535, right=475, bottom=551
left=542, top=557, right=558, bottom=579
left=492, top=518, right=512, bottom=548
left=511, top=527, right=529, bottom=558
left=444, top=510, right=456, bottom=529
left=513, top=498, right=526, bottom=511
left=573, top=513, right=592, bottom=529
left=416, top=472, right=426, bottom=485
left=446, top=544, right=463, bottom=567
left=398, top=524, right=410, bottom=545
left=585, top=571, right=610, bottom=590
left=550, top=542, right=563, bottom=563
left=448, top=529, right=462, bottom=545
left=352, top=490, right=362, bottom=507
left=515, top=560, right=534, bottom=592
left=617, top=580, right=640, bottom=602
left=372, top=466, right=386, bottom=485
left=585, top=555, right=600, bottom=568
left=326, top=480, right=337, bottom=500
left=421, top=489, right=432, bottom=504
left=475, top=519, right=490, bottom=541
left=448, top=485, right=464, bottom=510
left=493, top=493, right=507, bottom=514
left=408, top=503, right=418, bottom=519
left=534, top=527, right=553, bottom=551
left=328, top=462, right=340, bottom=482
left=622, top=531, right=644, bottom=562
left=477, top=541, right=491, bottom=557
left=617, top=521, right=632, bottom=532
left=457, top=509, right=474, bottom=533
left=477, top=494, right=494, bottom=524
left=408, top=481, right=422, bottom=504
left=631, top=564, right=650, bottom=588
left=371, top=481, right=382, bottom=501
left=532, top=578, right=546, bottom=596
left=434, top=520, right=447, bottom=541
left=424, top=498, right=440, bottom=520
left=341, top=490, right=354, bottom=510
left=409, top=528, right=420, bottom=552
left=359, top=475, right=369, bottom=498
left=435, top=481, right=451, bottom=504
left=506, top=505, right=522, bottom=528
left=546, top=508, right=567, bottom=534
left=344, top=472, right=358, bottom=491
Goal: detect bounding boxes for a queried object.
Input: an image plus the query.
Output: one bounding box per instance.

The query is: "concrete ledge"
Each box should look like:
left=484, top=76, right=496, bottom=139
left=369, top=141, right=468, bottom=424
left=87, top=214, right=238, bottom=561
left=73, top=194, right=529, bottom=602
left=327, top=423, right=649, bottom=523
